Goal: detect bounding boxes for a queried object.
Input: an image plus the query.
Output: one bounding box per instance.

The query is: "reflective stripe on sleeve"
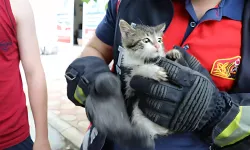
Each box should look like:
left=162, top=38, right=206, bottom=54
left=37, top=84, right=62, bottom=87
left=214, top=106, right=250, bottom=147
left=74, top=85, right=87, bottom=105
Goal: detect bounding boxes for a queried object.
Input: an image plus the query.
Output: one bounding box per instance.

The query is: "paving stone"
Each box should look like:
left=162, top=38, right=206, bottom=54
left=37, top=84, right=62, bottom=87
left=60, top=115, right=77, bottom=121
left=61, top=103, right=75, bottom=109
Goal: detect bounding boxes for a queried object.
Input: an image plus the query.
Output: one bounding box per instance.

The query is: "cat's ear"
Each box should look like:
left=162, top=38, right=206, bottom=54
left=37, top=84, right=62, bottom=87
left=155, top=22, right=166, bottom=33
left=119, top=19, right=135, bottom=38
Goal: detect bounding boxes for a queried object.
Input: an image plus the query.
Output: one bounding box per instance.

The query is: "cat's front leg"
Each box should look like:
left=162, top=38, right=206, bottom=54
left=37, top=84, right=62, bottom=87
left=132, top=64, right=167, bottom=82
left=166, top=48, right=182, bottom=61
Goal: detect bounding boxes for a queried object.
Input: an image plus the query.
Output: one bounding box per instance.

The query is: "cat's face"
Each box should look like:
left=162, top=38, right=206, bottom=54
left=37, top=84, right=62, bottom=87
left=119, top=20, right=166, bottom=60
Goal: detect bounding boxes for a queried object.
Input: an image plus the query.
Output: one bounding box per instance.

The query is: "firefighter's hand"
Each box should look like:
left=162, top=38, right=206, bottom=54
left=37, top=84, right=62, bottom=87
left=130, top=48, right=232, bottom=133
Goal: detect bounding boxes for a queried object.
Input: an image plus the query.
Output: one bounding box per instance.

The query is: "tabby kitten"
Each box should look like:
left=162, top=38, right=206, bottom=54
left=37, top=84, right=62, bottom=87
left=119, top=19, right=181, bottom=144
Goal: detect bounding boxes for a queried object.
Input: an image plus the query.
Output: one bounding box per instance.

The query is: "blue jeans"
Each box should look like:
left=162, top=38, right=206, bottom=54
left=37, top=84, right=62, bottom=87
left=113, top=133, right=209, bottom=150
left=80, top=133, right=209, bottom=150
left=5, top=136, right=33, bottom=150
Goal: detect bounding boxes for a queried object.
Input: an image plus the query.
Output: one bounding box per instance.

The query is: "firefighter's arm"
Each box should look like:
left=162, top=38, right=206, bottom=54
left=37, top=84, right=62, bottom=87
left=129, top=47, right=250, bottom=149
left=174, top=47, right=250, bottom=148
left=65, top=0, right=118, bottom=107
left=211, top=93, right=250, bottom=149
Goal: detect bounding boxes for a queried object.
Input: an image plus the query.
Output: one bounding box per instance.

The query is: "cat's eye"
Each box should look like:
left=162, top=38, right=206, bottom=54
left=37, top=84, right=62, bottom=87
left=158, top=38, right=163, bottom=43
left=142, top=38, right=150, bottom=43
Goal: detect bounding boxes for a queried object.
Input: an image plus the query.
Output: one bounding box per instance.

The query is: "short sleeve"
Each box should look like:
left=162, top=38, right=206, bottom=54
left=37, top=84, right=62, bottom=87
left=95, top=0, right=118, bottom=46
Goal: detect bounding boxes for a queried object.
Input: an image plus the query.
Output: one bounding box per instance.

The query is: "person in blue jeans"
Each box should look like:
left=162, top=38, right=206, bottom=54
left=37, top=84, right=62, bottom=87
left=0, top=0, right=50, bottom=149
left=66, top=0, right=250, bottom=150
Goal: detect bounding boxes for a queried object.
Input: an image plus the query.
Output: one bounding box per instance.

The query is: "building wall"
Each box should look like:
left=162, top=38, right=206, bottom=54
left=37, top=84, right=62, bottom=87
left=81, top=0, right=108, bottom=46
left=29, top=0, right=58, bottom=49
left=29, top=0, right=108, bottom=48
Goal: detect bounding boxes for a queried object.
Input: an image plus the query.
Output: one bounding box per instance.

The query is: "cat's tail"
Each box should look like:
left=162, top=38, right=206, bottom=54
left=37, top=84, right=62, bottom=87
left=94, top=72, right=121, bottom=96
left=86, top=72, right=155, bottom=149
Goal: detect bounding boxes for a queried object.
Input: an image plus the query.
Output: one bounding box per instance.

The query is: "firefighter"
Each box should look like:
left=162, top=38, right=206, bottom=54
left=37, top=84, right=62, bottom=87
left=66, top=0, right=250, bottom=149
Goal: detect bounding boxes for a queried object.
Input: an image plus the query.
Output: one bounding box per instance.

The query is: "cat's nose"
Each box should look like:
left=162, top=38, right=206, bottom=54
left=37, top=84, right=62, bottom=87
left=154, top=43, right=160, bottom=51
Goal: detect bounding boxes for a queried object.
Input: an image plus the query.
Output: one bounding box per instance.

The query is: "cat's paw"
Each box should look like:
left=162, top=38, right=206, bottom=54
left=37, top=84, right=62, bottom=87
left=151, top=66, right=168, bottom=81
left=166, top=49, right=182, bottom=61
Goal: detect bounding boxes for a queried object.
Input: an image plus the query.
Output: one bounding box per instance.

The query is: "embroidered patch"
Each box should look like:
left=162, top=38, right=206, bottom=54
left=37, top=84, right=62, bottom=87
left=210, top=56, right=241, bottom=80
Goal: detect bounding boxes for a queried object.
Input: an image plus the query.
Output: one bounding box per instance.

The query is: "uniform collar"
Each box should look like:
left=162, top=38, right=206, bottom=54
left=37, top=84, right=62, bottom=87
left=185, top=0, right=244, bottom=22
left=221, top=0, right=244, bottom=21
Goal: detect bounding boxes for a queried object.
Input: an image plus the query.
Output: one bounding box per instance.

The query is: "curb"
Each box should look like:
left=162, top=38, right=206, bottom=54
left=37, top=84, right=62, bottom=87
left=47, top=111, right=85, bottom=149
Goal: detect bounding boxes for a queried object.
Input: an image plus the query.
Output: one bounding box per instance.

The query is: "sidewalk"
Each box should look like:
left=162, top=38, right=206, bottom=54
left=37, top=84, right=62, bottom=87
left=22, top=46, right=89, bottom=149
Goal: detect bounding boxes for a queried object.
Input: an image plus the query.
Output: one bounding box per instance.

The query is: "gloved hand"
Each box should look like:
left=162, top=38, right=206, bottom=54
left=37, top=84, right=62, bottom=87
left=129, top=47, right=233, bottom=133
left=65, top=56, right=153, bottom=149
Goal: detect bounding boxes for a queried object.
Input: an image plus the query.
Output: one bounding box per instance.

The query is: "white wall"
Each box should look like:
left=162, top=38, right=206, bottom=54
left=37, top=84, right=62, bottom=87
left=29, top=0, right=58, bottom=48
left=81, top=0, right=108, bottom=46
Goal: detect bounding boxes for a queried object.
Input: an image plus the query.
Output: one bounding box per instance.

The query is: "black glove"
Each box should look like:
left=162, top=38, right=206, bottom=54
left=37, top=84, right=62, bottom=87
left=129, top=48, right=233, bottom=133
left=65, top=56, right=154, bottom=149
left=65, top=56, right=111, bottom=107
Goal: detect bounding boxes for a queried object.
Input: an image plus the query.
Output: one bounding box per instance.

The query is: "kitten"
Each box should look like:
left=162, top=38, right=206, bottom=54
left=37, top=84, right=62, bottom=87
left=119, top=19, right=181, bottom=146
